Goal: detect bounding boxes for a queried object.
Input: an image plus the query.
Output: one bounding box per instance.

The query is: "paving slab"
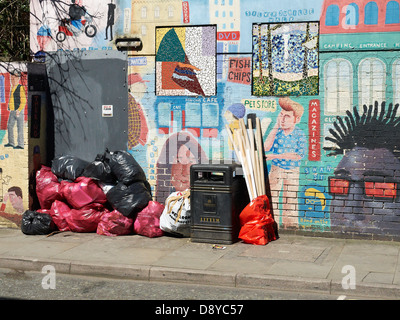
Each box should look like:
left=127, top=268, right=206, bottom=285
left=207, top=255, right=275, bottom=274
left=266, top=260, right=333, bottom=278
left=240, top=243, right=328, bottom=262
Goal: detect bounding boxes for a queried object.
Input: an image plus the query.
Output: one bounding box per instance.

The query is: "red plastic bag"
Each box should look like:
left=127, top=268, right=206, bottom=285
left=239, top=195, right=276, bottom=245
left=36, top=166, right=63, bottom=209
left=37, top=209, right=51, bottom=215
left=60, top=177, right=107, bottom=209
left=96, top=210, right=134, bottom=237
left=49, top=200, right=71, bottom=232
left=133, top=201, right=164, bottom=238
left=65, top=203, right=108, bottom=233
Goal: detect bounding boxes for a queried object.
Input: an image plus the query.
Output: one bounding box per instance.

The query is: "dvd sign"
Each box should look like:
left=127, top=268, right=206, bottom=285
left=217, top=31, right=240, bottom=41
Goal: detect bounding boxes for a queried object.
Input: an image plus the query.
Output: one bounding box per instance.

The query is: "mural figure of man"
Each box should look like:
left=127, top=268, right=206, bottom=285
left=4, top=186, right=24, bottom=215
left=264, top=97, right=306, bottom=228
left=4, top=72, right=26, bottom=150
left=105, top=0, right=116, bottom=41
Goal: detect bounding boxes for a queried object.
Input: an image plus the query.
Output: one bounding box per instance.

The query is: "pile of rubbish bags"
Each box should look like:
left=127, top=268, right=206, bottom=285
left=21, top=149, right=276, bottom=246
left=21, top=150, right=165, bottom=237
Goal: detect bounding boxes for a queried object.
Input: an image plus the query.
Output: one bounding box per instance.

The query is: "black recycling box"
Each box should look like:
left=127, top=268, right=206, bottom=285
left=190, top=163, right=249, bottom=244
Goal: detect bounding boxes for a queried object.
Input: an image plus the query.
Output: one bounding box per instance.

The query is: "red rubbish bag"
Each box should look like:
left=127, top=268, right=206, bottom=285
left=49, top=200, right=71, bottom=232
left=239, top=195, right=277, bottom=245
left=60, top=176, right=107, bottom=209
left=65, top=203, right=108, bottom=233
left=36, top=166, right=63, bottom=209
left=96, top=210, right=134, bottom=237
left=37, top=209, right=51, bottom=215
left=133, top=201, right=164, bottom=238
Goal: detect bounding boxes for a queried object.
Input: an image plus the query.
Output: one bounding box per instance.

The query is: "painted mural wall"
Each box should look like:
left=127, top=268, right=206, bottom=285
left=0, top=63, right=29, bottom=228
left=30, top=0, right=400, bottom=239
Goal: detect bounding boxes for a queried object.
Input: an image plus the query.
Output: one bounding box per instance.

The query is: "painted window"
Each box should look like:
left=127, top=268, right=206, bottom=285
left=345, top=3, right=359, bottom=26
left=386, top=1, right=400, bottom=24
left=154, top=6, right=160, bottom=18
left=141, top=25, right=147, bottom=35
left=229, top=43, right=238, bottom=52
left=185, top=103, right=201, bottom=127
left=324, top=59, right=353, bottom=114
left=141, top=6, right=147, bottom=19
left=393, top=59, right=400, bottom=106
left=202, top=103, right=219, bottom=127
left=359, top=58, right=386, bottom=108
left=168, top=6, right=174, bottom=18
left=364, top=1, right=378, bottom=25
left=325, top=4, right=339, bottom=26
left=157, top=103, right=171, bottom=127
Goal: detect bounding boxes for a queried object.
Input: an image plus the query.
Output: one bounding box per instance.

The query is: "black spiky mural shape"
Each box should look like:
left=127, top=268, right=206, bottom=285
left=324, top=101, right=400, bottom=157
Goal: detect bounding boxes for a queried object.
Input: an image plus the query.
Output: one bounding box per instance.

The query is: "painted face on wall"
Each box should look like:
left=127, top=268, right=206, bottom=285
left=171, top=144, right=197, bottom=191
left=10, top=75, right=20, bottom=87
left=278, top=110, right=298, bottom=131
left=329, top=146, right=400, bottom=233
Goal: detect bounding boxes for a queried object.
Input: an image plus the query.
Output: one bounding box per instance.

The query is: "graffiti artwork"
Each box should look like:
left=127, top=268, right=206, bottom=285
left=155, top=25, right=217, bottom=97
left=55, top=0, right=97, bottom=42
left=325, top=101, right=400, bottom=234
left=30, top=0, right=116, bottom=54
left=0, top=64, right=28, bottom=227
left=4, top=71, right=27, bottom=150
left=252, top=22, right=319, bottom=96
left=155, top=132, right=208, bottom=201
left=264, top=97, right=307, bottom=228
left=25, top=0, right=400, bottom=240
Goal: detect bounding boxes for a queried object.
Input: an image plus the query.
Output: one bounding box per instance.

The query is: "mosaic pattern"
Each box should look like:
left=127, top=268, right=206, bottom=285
left=155, top=26, right=217, bottom=97
left=252, top=22, right=319, bottom=96
left=128, top=94, right=148, bottom=149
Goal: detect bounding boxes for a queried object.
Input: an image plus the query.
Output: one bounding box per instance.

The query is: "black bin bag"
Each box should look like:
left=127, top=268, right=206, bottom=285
left=108, top=150, right=146, bottom=185
left=21, top=210, right=56, bottom=235
left=51, top=155, right=89, bottom=181
left=82, top=152, right=116, bottom=184
left=106, top=181, right=152, bottom=218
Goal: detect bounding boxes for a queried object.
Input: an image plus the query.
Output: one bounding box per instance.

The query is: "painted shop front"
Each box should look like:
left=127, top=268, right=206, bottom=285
left=7, top=0, right=399, bottom=240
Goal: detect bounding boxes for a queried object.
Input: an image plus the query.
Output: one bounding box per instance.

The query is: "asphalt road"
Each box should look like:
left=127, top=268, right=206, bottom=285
left=0, top=267, right=368, bottom=301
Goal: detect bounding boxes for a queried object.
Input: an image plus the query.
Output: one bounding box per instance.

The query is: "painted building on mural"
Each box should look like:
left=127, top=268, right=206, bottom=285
left=24, top=0, right=400, bottom=240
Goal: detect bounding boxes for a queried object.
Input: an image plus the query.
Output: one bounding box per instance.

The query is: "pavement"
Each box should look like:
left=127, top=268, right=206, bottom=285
left=1, top=227, right=400, bottom=299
